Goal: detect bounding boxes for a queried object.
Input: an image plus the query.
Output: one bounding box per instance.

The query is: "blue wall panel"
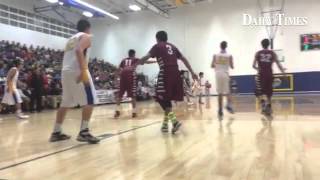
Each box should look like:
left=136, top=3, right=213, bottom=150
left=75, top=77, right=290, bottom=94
left=231, top=71, right=320, bottom=94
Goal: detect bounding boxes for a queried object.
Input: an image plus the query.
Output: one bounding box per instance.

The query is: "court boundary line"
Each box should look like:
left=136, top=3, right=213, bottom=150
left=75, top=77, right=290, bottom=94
left=0, top=121, right=161, bottom=172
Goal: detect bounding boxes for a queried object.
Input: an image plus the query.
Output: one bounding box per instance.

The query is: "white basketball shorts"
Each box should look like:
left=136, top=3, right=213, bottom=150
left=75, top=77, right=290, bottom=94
left=215, top=72, right=230, bottom=95
left=1, top=88, right=23, bottom=105
left=60, top=70, right=97, bottom=108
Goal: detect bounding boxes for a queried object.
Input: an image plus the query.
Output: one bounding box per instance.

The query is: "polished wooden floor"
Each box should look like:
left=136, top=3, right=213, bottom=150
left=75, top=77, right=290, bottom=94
left=1, top=95, right=320, bottom=180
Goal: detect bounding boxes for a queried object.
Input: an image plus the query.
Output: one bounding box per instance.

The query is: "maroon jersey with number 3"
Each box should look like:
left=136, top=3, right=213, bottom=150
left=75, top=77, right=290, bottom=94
left=148, top=42, right=184, bottom=101
left=149, top=42, right=182, bottom=67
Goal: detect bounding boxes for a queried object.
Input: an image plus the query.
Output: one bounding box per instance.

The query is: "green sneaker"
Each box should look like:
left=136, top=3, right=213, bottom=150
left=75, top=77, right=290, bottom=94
left=161, top=123, right=169, bottom=133
left=172, top=121, right=182, bottom=134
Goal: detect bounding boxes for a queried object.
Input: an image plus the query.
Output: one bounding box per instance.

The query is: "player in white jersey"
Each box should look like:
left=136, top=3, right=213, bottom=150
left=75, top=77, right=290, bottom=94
left=2, top=59, right=29, bottom=119
left=211, top=41, right=234, bottom=117
left=49, top=19, right=100, bottom=144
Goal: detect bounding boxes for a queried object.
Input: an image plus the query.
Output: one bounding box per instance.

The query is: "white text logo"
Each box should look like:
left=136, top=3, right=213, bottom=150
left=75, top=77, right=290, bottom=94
left=243, top=13, right=308, bottom=26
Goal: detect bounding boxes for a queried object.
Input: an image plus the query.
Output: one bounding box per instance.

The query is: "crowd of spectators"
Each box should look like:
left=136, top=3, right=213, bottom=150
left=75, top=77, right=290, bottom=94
left=90, top=58, right=117, bottom=89
left=0, top=40, right=118, bottom=113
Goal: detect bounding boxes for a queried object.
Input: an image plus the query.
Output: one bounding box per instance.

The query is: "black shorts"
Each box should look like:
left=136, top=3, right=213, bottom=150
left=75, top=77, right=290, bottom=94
left=255, top=74, right=273, bottom=97
left=155, top=66, right=183, bottom=101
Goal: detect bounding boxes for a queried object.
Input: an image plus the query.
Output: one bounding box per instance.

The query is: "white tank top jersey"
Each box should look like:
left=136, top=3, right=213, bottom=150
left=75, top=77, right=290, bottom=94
left=199, top=77, right=205, bottom=86
left=62, top=32, right=90, bottom=72
left=214, top=52, right=232, bottom=73
left=5, top=67, right=19, bottom=89
left=12, top=68, right=19, bottom=88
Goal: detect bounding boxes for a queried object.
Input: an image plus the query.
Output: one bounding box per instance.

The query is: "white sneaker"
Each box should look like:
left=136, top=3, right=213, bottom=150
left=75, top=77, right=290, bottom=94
left=16, top=113, right=29, bottom=119
left=187, top=102, right=194, bottom=105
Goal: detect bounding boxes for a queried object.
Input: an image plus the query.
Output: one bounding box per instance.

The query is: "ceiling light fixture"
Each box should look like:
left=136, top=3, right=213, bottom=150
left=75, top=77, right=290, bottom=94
left=129, top=4, right=141, bottom=11
left=45, top=0, right=59, bottom=3
left=135, top=0, right=169, bottom=18
left=73, top=0, right=119, bottom=20
left=83, top=11, right=94, bottom=18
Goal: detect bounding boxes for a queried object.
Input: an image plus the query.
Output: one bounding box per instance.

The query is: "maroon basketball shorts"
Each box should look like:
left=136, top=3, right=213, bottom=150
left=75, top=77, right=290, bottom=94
left=255, top=73, right=273, bottom=97
left=119, top=70, right=137, bottom=98
left=155, top=66, right=183, bottom=101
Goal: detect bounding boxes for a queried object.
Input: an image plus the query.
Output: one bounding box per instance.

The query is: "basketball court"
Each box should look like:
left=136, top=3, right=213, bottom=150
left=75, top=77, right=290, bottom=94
left=1, top=96, right=320, bottom=179
left=0, top=0, right=320, bottom=179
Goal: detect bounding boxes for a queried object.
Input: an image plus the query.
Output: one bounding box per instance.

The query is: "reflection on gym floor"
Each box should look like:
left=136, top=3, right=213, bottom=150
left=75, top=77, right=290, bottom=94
left=0, top=95, right=320, bottom=179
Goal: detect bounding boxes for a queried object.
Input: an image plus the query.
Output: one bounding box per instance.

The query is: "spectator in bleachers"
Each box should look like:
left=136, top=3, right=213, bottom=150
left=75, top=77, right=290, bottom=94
left=46, top=79, right=62, bottom=109
left=48, top=79, right=62, bottom=95
left=29, top=66, right=44, bottom=112
left=19, top=81, right=31, bottom=112
left=0, top=61, right=6, bottom=77
left=42, top=70, right=49, bottom=95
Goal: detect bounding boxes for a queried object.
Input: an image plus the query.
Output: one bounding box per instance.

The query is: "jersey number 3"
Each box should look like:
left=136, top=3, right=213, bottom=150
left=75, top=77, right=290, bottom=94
left=166, top=45, right=173, bottom=55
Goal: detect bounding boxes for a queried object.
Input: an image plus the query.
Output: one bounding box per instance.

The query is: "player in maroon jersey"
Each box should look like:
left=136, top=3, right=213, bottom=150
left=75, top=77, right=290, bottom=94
left=139, top=31, right=198, bottom=134
left=253, top=39, right=286, bottom=116
left=114, top=49, right=156, bottom=118
left=114, top=49, right=139, bottom=118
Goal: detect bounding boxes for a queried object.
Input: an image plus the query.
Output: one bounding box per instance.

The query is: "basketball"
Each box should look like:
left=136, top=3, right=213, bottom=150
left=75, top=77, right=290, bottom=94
left=273, top=78, right=282, bottom=88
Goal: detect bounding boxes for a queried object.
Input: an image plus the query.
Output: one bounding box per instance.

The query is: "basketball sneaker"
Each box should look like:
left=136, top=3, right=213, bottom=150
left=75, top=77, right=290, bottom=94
left=16, top=113, right=29, bottom=119
left=264, top=104, right=273, bottom=116
left=218, top=109, right=224, bottom=117
left=161, top=123, right=169, bottom=133
left=49, top=132, right=71, bottom=142
left=260, top=100, right=266, bottom=114
left=77, top=129, right=100, bottom=144
left=226, top=106, right=235, bottom=114
left=114, top=111, right=120, bottom=118
left=167, top=112, right=182, bottom=134
left=172, top=121, right=182, bottom=134
left=187, top=101, right=194, bottom=105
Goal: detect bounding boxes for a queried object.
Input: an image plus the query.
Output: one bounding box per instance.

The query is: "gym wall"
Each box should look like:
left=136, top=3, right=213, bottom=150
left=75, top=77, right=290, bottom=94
left=0, top=23, right=67, bottom=49
left=0, top=0, right=79, bottom=49
left=91, top=0, right=320, bottom=94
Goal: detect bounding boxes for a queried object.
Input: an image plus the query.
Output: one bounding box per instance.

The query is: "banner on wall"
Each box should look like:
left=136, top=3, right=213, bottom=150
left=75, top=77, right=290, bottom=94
left=273, top=74, right=294, bottom=92
left=95, top=90, right=131, bottom=104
